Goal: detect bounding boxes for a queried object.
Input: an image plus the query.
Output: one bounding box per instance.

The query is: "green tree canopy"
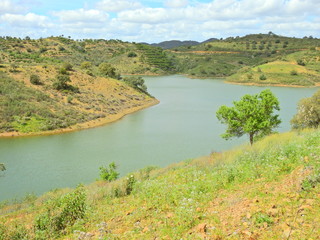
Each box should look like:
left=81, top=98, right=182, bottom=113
left=122, top=76, right=147, bottom=93
left=98, top=63, right=120, bottom=79
left=291, top=90, right=320, bottom=129
left=216, top=89, right=281, bottom=145
left=53, top=74, right=71, bottom=90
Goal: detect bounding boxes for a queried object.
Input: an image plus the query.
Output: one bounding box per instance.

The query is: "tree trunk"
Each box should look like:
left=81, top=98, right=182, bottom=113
left=249, top=133, right=254, bottom=146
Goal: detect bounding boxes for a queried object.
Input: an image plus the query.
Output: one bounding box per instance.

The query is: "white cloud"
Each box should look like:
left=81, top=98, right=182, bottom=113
left=53, top=9, right=109, bottom=24
left=96, top=0, right=142, bottom=12
left=0, top=13, right=50, bottom=28
left=0, top=0, right=26, bottom=15
left=0, top=0, right=319, bottom=42
left=118, top=8, right=180, bottom=23
left=165, top=0, right=188, bottom=8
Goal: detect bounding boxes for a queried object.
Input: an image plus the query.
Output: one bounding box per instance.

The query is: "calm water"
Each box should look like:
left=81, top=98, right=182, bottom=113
left=0, top=75, right=318, bottom=201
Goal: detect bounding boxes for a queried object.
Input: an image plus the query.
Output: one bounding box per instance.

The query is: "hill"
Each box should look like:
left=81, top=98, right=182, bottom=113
left=168, top=33, right=320, bottom=79
left=150, top=40, right=200, bottom=49
left=226, top=50, right=320, bottom=87
left=0, top=37, right=160, bottom=136
left=1, top=129, right=320, bottom=239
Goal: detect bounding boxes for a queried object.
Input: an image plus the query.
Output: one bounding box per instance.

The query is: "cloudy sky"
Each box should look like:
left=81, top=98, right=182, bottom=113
left=0, top=0, right=319, bottom=43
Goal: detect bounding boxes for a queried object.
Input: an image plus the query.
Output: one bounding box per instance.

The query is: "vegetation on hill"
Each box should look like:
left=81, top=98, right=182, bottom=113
left=226, top=50, right=320, bottom=86
left=0, top=36, right=161, bottom=136
left=1, top=128, right=320, bottom=239
left=169, top=33, right=320, bottom=80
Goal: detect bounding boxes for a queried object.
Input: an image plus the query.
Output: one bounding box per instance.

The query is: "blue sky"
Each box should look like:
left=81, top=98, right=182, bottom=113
left=0, top=0, right=319, bottom=42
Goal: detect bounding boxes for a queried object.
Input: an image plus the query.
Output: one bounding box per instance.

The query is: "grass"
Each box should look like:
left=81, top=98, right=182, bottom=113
left=1, top=129, right=320, bottom=239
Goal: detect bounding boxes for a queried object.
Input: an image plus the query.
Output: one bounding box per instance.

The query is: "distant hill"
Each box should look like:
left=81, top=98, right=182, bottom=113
left=150, top=40, right=200, bottom=49
left=145, top=38, right=219, bottom=49
left=201, top=37, right=219, bottom=44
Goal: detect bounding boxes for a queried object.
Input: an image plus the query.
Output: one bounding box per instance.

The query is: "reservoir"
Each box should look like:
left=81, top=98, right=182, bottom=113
left=0, top=75, right=318, bottom=201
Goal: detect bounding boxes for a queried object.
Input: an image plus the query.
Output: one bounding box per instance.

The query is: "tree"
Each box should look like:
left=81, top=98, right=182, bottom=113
left=291, top=90, right=320, bottom=129
left=122, top=76, right=147, bottom=93
left=98, top=63, right=120, bottom=79
left=216, top=89, right=281, bottom=145
left=53, top=74, right=71, bottom=90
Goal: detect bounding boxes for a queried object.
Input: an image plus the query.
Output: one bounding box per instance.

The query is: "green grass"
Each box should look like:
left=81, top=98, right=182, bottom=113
left=1, top=129, right=320, bottom=239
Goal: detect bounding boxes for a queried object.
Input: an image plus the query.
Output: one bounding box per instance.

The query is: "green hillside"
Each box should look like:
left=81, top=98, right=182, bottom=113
left=0, top=36, right=174, bottom=75
left=1, top=129, right=320, bottom=239
left=168, top=33, right=320, bottom=79
left=226, top=50, right=320, bottom=86
left=0, top=36, right=160, bottom=136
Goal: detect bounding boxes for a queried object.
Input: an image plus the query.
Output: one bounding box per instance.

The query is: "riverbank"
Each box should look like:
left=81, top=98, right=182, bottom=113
left=0, top=98, right=159, bottom=138
left=226, top=80, right=320, bottom=88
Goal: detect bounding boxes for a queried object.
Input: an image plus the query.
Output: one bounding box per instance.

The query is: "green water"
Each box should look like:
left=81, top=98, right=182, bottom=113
left=0, top=75, right=318, bottom=201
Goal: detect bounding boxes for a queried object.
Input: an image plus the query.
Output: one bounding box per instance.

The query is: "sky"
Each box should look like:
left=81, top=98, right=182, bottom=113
left=0, top=0, right=319, bottom=43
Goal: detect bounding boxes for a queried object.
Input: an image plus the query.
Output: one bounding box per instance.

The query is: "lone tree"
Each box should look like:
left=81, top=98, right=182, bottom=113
left=216, top=89, right=281, bottom=145
left=291, top=90, right=320, bottom=129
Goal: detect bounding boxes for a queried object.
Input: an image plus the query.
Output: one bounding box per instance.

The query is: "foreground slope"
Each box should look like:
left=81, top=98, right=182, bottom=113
left=1, top=129, right=319, bottom=239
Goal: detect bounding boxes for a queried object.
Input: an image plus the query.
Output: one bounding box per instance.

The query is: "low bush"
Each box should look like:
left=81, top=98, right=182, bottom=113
left=30, top=74, right=41, bottom=85
left=99, top=162, right=119, bottom=182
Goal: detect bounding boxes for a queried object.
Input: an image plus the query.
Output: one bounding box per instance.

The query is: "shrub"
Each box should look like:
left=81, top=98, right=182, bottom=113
left=30, top=74, right=41, bottom=85
left=62, top=62, right=73, bottom=71
left=127, top=52, right=137, bottom=58
left=259, top=74, right=267, bottom=80
left=0, top=163, right=6, bottom=171
left=290, top=70, right=298, bottom=75
left=99, top=162, right=119, bottom=182
left=80, top=61, right=92, bottom=69
left=125, top=175, right=135, bottom=195
left=253, top=212, right=273, bottom=227
left=58, top=68, right=68, bottom=75
left=297, top=59, right=305, bottom=66
left=34, top=185, right=87, bottom=237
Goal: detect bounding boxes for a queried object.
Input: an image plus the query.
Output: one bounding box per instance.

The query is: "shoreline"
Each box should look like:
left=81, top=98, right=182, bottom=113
left=0, top=98, right=159, bottom=138
left=225, top=81, right=320, bottom=88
